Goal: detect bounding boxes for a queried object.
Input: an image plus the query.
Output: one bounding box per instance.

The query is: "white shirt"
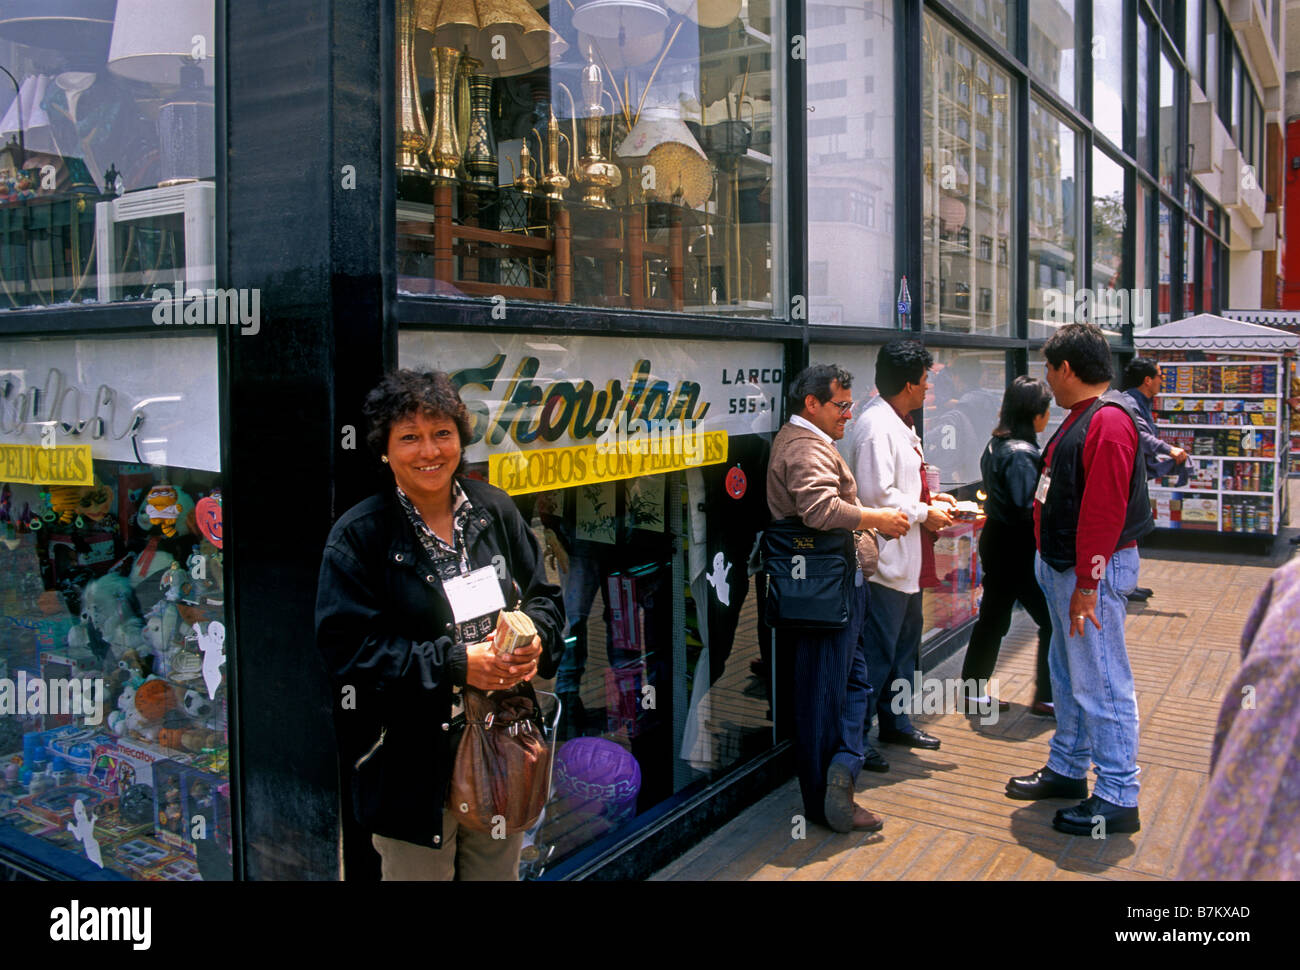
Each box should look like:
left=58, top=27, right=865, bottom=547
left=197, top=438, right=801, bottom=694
left=840, top=395, right=930, bottom=594
left=790, top=413, right=832, bottom=444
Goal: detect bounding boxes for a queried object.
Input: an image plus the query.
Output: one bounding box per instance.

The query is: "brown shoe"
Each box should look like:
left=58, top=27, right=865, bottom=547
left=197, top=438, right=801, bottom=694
left=851, top=804, right=884, bottom=832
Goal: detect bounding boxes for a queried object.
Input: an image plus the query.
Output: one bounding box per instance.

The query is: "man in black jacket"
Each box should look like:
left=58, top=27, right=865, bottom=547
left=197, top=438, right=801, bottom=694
left=1121, top=357, right=1188, bottom=601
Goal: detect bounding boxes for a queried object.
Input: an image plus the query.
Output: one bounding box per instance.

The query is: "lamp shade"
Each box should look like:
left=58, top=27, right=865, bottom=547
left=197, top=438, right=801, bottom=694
left=0, top=0, right=116, bottom=53
left=616, top=106, right=711, bottom=208
left=415, top=0, right=566, bottom=78
left=107, top=0, right=215, bottom=87
left=571, top=0, right=668, bottom=42
left=579, top=27, right=664, bottom=70
left=663, top=0, right=740, bottom=29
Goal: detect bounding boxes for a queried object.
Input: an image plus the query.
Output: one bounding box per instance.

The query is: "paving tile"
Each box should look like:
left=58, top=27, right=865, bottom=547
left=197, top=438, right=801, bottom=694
left=651, top=500, right=1299, bottom=882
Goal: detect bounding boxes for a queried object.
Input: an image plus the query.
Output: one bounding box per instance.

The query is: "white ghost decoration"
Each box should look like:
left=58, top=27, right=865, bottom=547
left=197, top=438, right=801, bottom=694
left=706, top=552, right=732, bottom=607
left=67, top=798, right=103, bottom=869
left=196, top=621, right=226, bottom=701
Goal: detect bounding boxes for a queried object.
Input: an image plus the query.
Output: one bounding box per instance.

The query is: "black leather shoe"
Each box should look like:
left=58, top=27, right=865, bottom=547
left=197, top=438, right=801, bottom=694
left=1052, top=795, right=1140, bottom=836
left=962, top=694, right=1010, bottom=714
left=1126, top=587, right=1153, bottom=602
left=878, top=728, right=941, bottom=750
left=861, top=748, right=890, bottom=773
left=1005, top=765, right=1088, bottom=801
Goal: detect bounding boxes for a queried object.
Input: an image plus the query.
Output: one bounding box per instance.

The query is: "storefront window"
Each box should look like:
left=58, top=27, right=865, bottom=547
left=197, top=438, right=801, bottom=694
left=0, top=335, right=231, bottom=880
left=1203, top=207, right=1218, bottom=312
left=1027, top=99, right=1077, bottom=339
left=399, top=330, right=779, bottom=876
left=1158, top=200, right=1172, bottom=325
left=1184, top=220, right=1197, bottom=316
left=1158, top=49, right=1176, bottom=192
left=945, top=0, right=1015, bottom=51
left=0, top=2, right=217, bottom=310
left=922, top=15, right=1014, bottom=335
left=1091, top=148, right=1125, bottom=334
left=1185, top=0, right=1202, bottom=84
left=924, top=347, right=1005, bottom=641
left=1136, top=15, right=1151, bottom=174
left=1029, top=0, right=1075, bottom=108
left=393, top=0, right=785, bottom=318
left=1091, top=0, right=1123, bottom=148
left=806, top=0, right=895, bottom=327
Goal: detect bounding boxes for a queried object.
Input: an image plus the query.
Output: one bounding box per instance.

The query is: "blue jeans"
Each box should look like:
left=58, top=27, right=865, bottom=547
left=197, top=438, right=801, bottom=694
left=1035, top=549, right=1141, bottom=807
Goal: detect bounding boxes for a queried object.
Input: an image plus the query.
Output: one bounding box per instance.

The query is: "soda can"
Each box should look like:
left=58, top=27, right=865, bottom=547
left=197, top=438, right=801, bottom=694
left=1245, top=505, right=1256, bottom=533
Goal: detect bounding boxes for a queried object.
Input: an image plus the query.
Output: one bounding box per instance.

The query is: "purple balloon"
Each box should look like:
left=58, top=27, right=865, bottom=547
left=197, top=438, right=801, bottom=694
left=554, top=738, right=641, bottom=819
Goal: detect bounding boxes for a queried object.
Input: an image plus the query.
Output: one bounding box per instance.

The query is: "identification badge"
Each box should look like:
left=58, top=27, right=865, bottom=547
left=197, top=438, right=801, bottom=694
left=442, top=565, right=507, bottom=625
left=1034, top=468, right=1051, bottom=504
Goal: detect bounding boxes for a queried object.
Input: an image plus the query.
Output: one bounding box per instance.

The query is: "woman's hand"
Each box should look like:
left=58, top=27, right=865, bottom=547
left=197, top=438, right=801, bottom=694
left=465, top=632, right=542, bottom=690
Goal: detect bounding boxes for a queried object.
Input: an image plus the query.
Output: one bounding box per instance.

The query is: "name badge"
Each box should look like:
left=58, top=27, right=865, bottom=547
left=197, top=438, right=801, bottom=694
left=1034, top=468, right=1052, bottom=505
left=442, top=565, right=507, bottom=625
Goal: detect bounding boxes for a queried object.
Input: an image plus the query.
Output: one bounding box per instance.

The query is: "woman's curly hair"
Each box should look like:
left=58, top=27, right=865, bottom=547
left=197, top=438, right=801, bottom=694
left=363, top=370, right=474, bottom=472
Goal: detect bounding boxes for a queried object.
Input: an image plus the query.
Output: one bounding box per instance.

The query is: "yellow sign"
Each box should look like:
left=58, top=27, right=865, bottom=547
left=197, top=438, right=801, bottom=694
left=489, top=432, right=729, bottom=496
left=0, top=445, right=94, bottom=486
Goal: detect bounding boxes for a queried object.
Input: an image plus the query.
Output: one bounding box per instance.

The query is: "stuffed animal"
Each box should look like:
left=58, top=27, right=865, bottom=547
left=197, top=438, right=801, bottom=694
left=144, top=485, right=181, bottom=537
left=107, top=682, right=138, bottom=736
left=134, top=677, right=177, bottom=723
left=77, top=485, right=115, bottom=524
left=81, top=573, right=146, bottom=662
left=47, top=486, right=88, bottom=525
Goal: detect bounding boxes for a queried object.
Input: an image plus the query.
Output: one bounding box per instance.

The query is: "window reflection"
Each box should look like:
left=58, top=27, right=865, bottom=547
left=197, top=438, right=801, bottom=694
left=922, top=15, right=1014, bottom=336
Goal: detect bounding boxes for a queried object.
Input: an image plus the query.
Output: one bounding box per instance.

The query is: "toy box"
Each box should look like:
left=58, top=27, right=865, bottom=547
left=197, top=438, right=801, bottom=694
left=88, top=737, right=189, bottom=796
left=152, top=759, right=224, bottom=854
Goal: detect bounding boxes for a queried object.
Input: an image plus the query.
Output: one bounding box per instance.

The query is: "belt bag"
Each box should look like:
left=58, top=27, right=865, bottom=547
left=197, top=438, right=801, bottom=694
left=761, top=517, right=856, bottom=631
left=449, top=683, right=552, bottom=835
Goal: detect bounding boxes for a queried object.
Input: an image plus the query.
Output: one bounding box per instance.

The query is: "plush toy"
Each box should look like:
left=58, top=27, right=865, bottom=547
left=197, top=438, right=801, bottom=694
left=144, top=485, right=181, bottom=537
left=141, top=601, right=190, bottom=679
left=48, top=485, right=90, bottom=525
left=77, top=485, right=115, bottom=524
left=134, top=677, right=177, bottom=723
left=108, top=682, right=138, bottom=736
left=81, top=573, right=146, bottom=662
left=182, top=689, right=214, bottom=721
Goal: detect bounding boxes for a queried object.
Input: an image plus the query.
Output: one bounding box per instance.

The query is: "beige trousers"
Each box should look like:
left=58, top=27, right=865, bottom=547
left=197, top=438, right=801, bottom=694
left=372, top=815, right=523, bottom=881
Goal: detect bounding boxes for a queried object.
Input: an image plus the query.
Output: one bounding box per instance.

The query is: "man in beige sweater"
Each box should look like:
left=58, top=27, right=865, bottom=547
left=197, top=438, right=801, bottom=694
left=767, top=364, right=909, bottom=833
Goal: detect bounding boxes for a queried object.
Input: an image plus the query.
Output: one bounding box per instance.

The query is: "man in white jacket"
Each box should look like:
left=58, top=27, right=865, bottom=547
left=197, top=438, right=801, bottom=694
left=843, top=340, right=955, bottom=763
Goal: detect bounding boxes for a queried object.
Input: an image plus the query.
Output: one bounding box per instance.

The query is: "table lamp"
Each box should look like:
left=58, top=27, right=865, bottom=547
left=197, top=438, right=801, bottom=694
left=107, top=0, right=214, bottom=186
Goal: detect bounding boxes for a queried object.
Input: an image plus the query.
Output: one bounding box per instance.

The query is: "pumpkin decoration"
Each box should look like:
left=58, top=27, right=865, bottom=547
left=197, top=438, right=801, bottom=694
left=135, top=678, right=177, bottom=722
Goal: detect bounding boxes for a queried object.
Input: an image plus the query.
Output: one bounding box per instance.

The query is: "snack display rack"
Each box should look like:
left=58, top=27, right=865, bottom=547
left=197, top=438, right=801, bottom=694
left=1135, top=315, right=1298, bottom=537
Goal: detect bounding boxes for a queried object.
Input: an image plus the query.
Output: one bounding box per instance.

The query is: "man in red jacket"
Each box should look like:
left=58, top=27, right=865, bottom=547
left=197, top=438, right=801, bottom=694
left=1005, top=324, right=1153, bottom=836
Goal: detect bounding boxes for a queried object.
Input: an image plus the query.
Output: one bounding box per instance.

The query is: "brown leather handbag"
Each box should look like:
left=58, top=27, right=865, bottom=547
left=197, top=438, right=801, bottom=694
left=448, top=684, right=552, bottom=834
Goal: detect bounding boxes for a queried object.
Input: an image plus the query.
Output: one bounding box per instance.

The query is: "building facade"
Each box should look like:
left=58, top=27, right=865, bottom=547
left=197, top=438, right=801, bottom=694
left=0, top=0, right=1284, bottom=882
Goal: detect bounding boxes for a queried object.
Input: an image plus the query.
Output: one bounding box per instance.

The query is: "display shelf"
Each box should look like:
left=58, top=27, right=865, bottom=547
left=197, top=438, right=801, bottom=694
left=1158, top=392, right=1276, bottom=398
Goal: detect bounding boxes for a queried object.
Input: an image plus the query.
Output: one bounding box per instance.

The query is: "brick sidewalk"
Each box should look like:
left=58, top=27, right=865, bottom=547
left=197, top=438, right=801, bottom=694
left=652, top=510, right=1298, bottom=882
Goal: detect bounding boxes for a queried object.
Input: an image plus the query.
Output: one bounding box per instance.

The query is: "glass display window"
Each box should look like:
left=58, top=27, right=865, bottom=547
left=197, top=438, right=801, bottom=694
left=399, top=330, right=779, bottom=876
left=1091, top=147, right=1126, bottom=334
left=1029, top=0, right=1076, bottom=108
left=1027, top=98, right=1078, bottom=339
left=0, top=2, right=217, bottom=309
left=394, top=0, right=785, bottom=318
left=923, top=347, right=1007, bottom=491
left=943, top=0, right=1015, bottom=51
left=922, top=14, right=1014, bottom=336
left=0, top=335, right=230, bottom=881
left=806, top=0, right=895, bottom=327
left=1091, top=0, right=1124, bottom=148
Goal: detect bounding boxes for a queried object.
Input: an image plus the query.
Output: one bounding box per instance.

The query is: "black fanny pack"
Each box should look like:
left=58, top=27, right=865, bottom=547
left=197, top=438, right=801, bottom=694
left=760, top=517, right=855, bottom=631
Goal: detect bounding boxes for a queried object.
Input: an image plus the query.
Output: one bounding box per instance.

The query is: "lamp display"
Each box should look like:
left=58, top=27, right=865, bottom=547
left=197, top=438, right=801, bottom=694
left=107, top=0, right=215, bottom=186
left=0, top=0, right=116, bottom=55
left=663, top=0, right=740, bottom=29
left=571, top=0, right=669, bottom=40
left=616, top=106, right=711, bottom=208
left=569, top=56, right=621, bottom=208
left=410, top=0, right=566, bottom=189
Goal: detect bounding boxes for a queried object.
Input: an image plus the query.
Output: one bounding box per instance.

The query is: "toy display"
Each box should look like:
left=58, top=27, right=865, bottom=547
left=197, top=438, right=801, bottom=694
left=0, top=459, right=231, bottom=880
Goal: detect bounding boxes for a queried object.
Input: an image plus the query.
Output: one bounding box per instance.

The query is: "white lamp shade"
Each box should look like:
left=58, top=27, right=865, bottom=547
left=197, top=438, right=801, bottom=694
left=579, top=27, right=665, bottom=70
left=571, top=0, right=668, bottom=41
left=0, top=0, right=116, bottom=53
left=108, top=0, right=215, bottom=87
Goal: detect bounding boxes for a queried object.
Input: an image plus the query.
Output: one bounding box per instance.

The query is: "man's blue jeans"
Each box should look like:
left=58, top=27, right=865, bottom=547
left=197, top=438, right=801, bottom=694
left=1035, top=548, right=1141, bottom=807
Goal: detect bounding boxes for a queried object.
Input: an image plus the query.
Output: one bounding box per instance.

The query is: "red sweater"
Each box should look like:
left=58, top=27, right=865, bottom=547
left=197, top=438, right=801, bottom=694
left=1034, top=396, right=1139, bottom=590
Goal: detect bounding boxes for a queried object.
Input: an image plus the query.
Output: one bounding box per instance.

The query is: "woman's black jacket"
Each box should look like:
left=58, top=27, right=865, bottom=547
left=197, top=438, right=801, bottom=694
left=314, top=477, right=565, bottom=849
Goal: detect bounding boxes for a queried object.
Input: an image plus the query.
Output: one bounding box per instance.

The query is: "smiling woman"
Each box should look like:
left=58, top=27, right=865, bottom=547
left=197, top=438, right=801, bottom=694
left=315, top=368, right=565, bottom=881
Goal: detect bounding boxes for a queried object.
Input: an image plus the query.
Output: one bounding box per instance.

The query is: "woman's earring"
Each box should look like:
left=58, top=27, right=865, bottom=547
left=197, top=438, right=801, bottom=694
left=381, top=455, right=389, bottom=464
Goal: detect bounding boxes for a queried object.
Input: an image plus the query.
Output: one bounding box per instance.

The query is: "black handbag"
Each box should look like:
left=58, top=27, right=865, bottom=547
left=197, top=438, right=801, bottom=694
left=760, top=517, right=855, bottom=631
